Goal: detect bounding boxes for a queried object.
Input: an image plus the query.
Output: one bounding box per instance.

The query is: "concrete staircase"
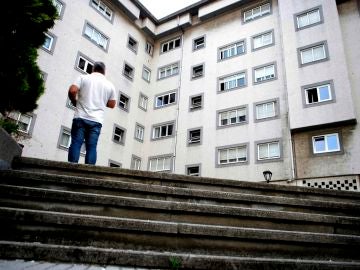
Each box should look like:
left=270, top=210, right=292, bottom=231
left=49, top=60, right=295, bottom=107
left=0, top=157, right=360, bottom=269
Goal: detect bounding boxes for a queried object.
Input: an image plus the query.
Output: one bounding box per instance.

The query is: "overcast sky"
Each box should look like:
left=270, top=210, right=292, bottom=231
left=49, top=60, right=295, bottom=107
left=138, top=0, right=201, bottom=19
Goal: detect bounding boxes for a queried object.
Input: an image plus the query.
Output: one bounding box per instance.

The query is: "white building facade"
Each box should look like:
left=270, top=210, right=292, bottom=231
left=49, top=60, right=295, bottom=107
left=17, top=0, right=360, bottom=186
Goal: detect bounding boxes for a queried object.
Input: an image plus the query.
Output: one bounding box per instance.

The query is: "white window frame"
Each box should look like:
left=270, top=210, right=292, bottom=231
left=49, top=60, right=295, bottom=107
left=219, top=72, right=246, bottom=92
left=145, top=41, right=154, bottom=56
left=138, top=93, right=148, bottom=111
left=155, top=91, right=177, bottom=108
left=219, top=41, right=245, bottom=60
left=193, top=36, right=205, bottom=51
left=186, top=165, right=201, bottom=176
left=312, top=133, right=340, bottom=154
left=161, top=36, right=181, bottom=53
left=257, top=141, right=280, bottom=161
left=189, top=94, right=203, bottom=111
left=218, top=145, right=248, bottom=165
left=135, top=123, right=145, bottom=142
left=127, top=35, right=138, bottom=53
left=91, top=0, right=113, bottom=21
left=123, top=63, right=134, bottom=80
left=252, top=31, right=273, bottom=50
left=112, top=125, right=126, bottom=145
left=118, top=92, right=130, bottom=112
left=243, top=2, right=271, bottom=22
left=43, top=32, right=55, bottom=52
left=218, top=107, right=247, bottom=127
left=300, top=44, right=326, bottom=65
left=188, top=128, right=202, bottom=145
left=53, top=0, right=64, bottom=18
left=256, top=101, right=276, bottom=120
left=76, top=54, right=94, bottom=74
left=305, top=83, right=332, bottom=105
left=142, top=66, right=151, bottom=82
left=296, top=8, right=321, bottom=30
left=254, top=64, right=275, bottom=83
left=158, top=62, right=179, bottom=80
left=7, top=112, right=33, bottom=134
left=149, top=155, right=172, bottom=172
left=131, top=155, right=142, bottom=170
left=152, top=122, right=174, bottom=140
left=191, top=64, right=204, bottom=79
left=83, top=22, right=109, bottom=50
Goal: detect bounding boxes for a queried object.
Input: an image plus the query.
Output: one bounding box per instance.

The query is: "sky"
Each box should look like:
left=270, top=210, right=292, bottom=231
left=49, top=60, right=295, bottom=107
left=138, top=0, right=202, bottom=19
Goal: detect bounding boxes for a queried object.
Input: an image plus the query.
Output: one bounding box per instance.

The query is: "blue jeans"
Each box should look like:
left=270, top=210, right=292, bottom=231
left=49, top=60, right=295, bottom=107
left=68, top=118, right=102, bottom=165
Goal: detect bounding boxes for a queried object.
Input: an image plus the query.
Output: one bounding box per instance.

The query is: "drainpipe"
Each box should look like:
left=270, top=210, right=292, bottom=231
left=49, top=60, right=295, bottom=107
left=172, top=17, right=184, bottom=173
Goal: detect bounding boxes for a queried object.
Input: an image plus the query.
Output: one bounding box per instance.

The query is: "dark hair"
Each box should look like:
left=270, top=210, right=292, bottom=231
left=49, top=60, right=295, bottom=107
left=93, top=62, right=106, bottom=74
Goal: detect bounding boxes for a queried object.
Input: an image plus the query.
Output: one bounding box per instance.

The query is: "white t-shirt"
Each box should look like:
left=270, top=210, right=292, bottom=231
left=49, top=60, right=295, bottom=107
left=73, top=72, right=116, bottom=124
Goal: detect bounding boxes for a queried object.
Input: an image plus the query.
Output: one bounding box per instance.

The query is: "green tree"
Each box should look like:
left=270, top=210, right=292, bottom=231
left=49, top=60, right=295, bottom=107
left=0, top=0, right=57, bottom=117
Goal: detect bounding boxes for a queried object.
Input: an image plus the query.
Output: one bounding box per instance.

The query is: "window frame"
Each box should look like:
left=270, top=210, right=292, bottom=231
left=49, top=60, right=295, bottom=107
left=243, top=2, right=272, bottom=23
left=151, top=121, right=175, bottom=141
left=53, top=0, right=65, bottom=19
left=123, top=62, right=135, bottom=81
left=131, top=155, right=142, bottom=170
left=148, top=154, right=173, bottom=172
left=83, top=21, right=109, bottom=51
left=310, top=131, right=343, bottom=156
left=154, top=90, right=177, bottom=109
left=301, top=80, right=335, bottom=108
left=185, top=164, right=201, bottom=176
left=127, top=34, right=138, bottom=54
left=217, top=105, right=248, bottom=129
left=7, top=112, right=36, bottom=136
left=217, top=70, right=247, bottom=93
left=112, top=124, right=126, bottom=145
left=253, top=62, right=277, bottom=85
left=193, top=35, right=206, bottom=51
left=294, top=6, right=323, bottom=31
left=157, top=62, right=180, bottom=80
left=75, top=52, right=94, bottom=74
left=160, top=36, right=182, bottom=54
left=254, top=98, right=280, bottom=122
left=142, top=65, right=151, bottom=83
left=138, top=92, right=148, bottom=111
left=134, top=123, right=145, bottom=142
left=215, top=143, right=249, bottom=167
left=191, top=63, right=205, bottom=80
left=90, top=0, right=114, bottom=22
left=187, top=127, right=203, bottom=146
left=118, top=91, right=131, bottom=112
left=57, top=126, right=85, bottom=155
left=145, top=41, right=154, bottom=56
left=189, top=93, right=204, bottom=112
left=218, top=39, right=246, bottom=61
left=298, top=41, right=329, bottom=67
left=42, top=32, right=57, bottom=54
left=251, top=29, right=274, bottom=51
left=255, top=139, right=282, bottom=163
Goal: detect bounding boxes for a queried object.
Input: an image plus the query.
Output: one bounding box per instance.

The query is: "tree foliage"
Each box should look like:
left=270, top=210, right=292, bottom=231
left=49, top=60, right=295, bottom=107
left=0, top=0, right=57, bottom=115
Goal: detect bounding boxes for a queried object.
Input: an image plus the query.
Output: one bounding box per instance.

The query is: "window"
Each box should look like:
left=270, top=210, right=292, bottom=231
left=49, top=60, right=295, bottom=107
left=152, top=122, right=174, bottom=140
left=142, top=66, right=151, bottom=82
left=83, top=22, right=109, bottom=50
left=161, top=36, right=181, bottom=53
left=218, top=107, right=247, bottom=127
left=127, top=35, right=138, bottom=53
left=296, top=7, right=322, bottom=30
left=53, top=0, right=64, bottom=18
left=7, top=112, right=34, bottom=134
left=91, top=0, right=113, bottom=20
left=77, top=54, right=94, bottom=74
left=58, top=126, right=85, bottom=154
left=42, top=32, right=56, bottom=53
left=299, top=42, right=328, bottom=66
left=219, top=41, right=245, bottom=60
left=219, top=72, right=246, bottom=92
left=254, top=63, right=276, bottom=83
left=305, top=84, right=331, bottom=104
left=155, top=91, right=176, bottom=108
left=252, top=30, right=273, bottom=51
left=193, top=36, right=205, bottom=51
left=131, top=155, right=141, bottom=170
left=191, top=64, right=204, bottom=79
left=158, top=62, right=179, bottom=80
left=135, top=123, right=144, bottom=142
left=244, top=2, right=271, bottom=22
left=255, top=99, right=279, bottom=121
left=257, top=141, right=280, bottom=161
left=109, top=160, right=121, bottom=168
left=186, top=165, right=200, bottom=176
left=123, top=63, right=134, bottom=80
left=145, top=42, right=154, bottom=56
left=217, top=145, right=248, bottom=166
left=189, top=94, right=203, bottom=111
left=188, top=128, right=202, bottom=145
left=118, top=93, right=130, bottom=112
left=149, top=155, right=172, bottom=172
left=312, top=133, right=340, bottom=154
left=138, top=93, right=148, bottom=111
left=112, top=125, right=126, bottom=145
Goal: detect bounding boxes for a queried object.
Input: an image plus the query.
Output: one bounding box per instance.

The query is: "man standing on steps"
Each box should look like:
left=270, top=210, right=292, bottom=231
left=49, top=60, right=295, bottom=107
left=67, top=61, right=116, bottom=165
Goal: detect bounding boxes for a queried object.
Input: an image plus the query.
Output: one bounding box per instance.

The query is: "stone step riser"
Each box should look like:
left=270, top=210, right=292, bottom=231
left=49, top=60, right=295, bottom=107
left=1, top=186, right=359, bottom=236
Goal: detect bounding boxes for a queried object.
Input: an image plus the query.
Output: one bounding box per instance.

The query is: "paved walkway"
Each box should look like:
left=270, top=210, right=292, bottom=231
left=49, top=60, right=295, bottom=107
left=0, top=260, right=153, bottom=270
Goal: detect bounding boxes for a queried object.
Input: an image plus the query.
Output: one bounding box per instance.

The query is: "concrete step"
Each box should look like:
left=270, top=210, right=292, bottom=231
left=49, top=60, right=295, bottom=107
left=2, top=241, right=360, bottom=270
left=0, top=184, right=359, bottom=235
left=1, top=170, right=360, bottom=218
left=13, top=157, right=360, bottom=203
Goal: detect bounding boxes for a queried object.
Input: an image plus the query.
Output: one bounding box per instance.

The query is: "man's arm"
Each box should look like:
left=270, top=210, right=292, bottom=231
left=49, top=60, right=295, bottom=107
left=68, top=85, right=79, bottom=107
left=106, top=99, right=116, bottom=108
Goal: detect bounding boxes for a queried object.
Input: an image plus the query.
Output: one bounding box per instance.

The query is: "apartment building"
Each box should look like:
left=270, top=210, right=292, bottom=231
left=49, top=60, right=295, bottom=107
left=15, top=0, right=360, bottom=186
